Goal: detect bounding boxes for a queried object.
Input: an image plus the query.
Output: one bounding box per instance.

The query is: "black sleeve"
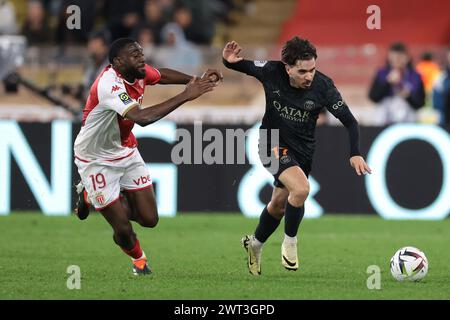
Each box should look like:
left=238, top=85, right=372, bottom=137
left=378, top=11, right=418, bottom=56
left=338, top=111, right=361, bottom=157
left=324, top=81, right=361, bottom=157
left=368, top=73, right=391, bottom=103
left=222, top=58, right=268, bottom=81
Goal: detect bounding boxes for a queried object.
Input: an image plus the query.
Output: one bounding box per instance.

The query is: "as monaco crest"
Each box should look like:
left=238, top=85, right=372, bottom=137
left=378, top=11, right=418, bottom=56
left=95, top=194, right=105, bottom=205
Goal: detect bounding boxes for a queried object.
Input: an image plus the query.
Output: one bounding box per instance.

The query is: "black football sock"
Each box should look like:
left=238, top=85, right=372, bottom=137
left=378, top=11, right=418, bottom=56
left=254, top=206, right=282, bottom=243
left=284, top=202, right=305, bottom=237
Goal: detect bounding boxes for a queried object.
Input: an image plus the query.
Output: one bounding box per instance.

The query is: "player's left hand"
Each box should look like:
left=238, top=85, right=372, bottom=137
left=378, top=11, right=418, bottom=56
left=350, top=156, right=372, bottom=176
left=201, top=69, right=223, bottom=83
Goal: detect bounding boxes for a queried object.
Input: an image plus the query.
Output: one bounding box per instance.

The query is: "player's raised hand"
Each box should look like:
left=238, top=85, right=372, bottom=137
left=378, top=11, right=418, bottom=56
left=350, top=156, right=372, bottom=176
left=183, top=76, right=217, bottom=101
left=223, top=41, right=244, bottom=63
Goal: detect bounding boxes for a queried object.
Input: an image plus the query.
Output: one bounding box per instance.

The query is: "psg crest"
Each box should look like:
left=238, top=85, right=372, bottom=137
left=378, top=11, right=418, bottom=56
left=280, top=155, right=292, bottom=164
left=304, top=100, right=315, bottom=110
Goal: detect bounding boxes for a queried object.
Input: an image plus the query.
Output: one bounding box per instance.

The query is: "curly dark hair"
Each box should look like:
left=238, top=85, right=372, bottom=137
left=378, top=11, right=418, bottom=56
left=281, top=36, right=317, bottom=65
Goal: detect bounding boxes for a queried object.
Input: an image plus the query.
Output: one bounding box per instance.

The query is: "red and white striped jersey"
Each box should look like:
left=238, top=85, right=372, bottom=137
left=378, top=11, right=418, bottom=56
left=74, top=64, right=161, bottom=162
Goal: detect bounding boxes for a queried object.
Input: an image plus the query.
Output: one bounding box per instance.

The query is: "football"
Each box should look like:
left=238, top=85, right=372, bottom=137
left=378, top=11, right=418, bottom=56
left=390, top=246, right=428, bottom=282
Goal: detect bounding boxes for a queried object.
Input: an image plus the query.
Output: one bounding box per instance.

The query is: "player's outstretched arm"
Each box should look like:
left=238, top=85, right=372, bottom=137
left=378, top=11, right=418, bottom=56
left=125, top=76, right=217, bottom=126
left=158, top=68, right=223, bottom=85
left=222, top=41, right=267, bottom=80
left=333, top=107, right=372, bottom=176
left=158, top=68, right=193, bottom=84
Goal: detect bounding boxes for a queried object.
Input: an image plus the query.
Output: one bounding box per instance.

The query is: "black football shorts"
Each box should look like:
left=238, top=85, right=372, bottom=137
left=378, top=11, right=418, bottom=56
left=258, top=145, right=311, bottom=188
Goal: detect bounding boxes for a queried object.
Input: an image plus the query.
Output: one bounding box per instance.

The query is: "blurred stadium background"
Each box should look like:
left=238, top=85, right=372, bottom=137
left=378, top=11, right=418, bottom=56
left=1, top=0, right=449, bottom=218
left=0, top=0, right=450, bottom=300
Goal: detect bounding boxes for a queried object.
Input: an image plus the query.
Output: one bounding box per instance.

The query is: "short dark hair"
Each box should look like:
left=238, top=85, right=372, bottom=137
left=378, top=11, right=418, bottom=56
left=421, top=52, right=433, bottom=61
left=281, top=36, right=317, bottom=65
left=389, top=42, right=408, bottom=53
left=108, top=38, right=136, bottom=64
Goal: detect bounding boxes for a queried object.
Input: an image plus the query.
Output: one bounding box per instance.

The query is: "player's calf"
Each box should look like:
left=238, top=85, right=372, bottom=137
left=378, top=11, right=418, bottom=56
left=267, top=200, right=286, bottom=219
left=113, top=224, right=137, bottom=250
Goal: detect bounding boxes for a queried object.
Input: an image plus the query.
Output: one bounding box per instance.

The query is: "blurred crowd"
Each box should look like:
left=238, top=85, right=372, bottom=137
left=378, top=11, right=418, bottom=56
left=0, top=1, right=449, bottom=127
left=368, top=42, right=450, bottom=127
left=0, top=0, right=250, bottom=111
left=0, top=0, right=246, bottom=45
left=0, top=0, right=250, bottom=73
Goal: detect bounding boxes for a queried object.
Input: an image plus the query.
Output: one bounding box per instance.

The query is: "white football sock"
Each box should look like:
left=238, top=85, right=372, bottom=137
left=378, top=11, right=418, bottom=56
left=283, top=234, right=297, bottom=244
left=252, top=236, right=264, bottom=250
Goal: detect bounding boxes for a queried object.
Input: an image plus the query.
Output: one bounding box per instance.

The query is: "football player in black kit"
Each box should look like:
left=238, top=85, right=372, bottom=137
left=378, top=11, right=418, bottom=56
left=223, top=37, right=372, bottom=275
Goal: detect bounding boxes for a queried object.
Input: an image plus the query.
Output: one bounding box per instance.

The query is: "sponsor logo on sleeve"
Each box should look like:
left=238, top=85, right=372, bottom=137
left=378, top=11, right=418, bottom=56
left=332, top=100, right=345, bottom=110
left=254, top=60, right=267, bottom=67
left=118, top=92, right=133, bottom=105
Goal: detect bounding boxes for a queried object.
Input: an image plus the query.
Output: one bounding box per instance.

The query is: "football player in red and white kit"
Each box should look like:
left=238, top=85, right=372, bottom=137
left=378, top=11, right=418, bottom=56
left=73, top=38, right=221, bottom=275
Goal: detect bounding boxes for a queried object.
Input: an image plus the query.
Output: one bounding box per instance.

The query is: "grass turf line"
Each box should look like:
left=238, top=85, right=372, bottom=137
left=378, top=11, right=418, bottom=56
left=0, top=212, right=449, bottom=299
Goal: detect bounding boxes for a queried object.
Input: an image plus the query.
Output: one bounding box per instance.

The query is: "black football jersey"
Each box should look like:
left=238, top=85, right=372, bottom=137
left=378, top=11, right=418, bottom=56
left=224, top=59, right=357, bottom=161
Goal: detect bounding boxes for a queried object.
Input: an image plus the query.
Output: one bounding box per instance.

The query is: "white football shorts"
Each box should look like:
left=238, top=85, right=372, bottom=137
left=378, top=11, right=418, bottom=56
left=75, top=149, right=152, bottom=210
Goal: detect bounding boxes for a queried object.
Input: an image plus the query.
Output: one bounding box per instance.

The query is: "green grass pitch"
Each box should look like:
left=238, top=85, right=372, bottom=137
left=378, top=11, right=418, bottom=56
left=1, top=212, right=449, bottom=299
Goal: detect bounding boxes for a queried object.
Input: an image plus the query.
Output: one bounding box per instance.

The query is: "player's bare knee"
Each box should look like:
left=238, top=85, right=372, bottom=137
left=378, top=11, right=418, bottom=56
left=289, top=184, right=309, bottom=206
left=139, top=215, right=159, bottom=228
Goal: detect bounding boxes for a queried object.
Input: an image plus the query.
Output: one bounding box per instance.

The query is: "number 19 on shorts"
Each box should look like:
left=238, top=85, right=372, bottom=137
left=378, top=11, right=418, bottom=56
left=89, top=173, right=106, bottom=191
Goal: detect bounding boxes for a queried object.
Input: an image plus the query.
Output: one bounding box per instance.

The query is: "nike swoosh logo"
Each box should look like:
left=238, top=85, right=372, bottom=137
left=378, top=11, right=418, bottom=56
left=283, top=255, right=297, bottom=267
